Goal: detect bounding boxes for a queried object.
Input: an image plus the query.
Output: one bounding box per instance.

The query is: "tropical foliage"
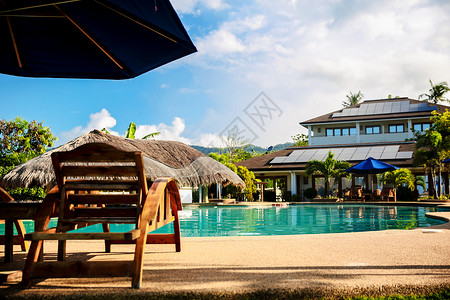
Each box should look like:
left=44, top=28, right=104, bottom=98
left=102, top=122, right=160, bottom=139
left=381, top=168, right=416, bottom=191
left=0, top=117, right=56, bottom=200
left=208, top=153, right=257, bottom=201
left=291, top=133, right=308, bottom=146
left=305, top=151, right=351, bottom=196
left=413, top=110, right=450, bottom=198
left=342, top=91, right=364, bottom=107
left=419, top=80, right=450, bottom=104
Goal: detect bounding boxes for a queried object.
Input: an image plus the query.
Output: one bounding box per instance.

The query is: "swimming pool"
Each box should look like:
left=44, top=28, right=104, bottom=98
left=3, top=204, right=444, bottom=237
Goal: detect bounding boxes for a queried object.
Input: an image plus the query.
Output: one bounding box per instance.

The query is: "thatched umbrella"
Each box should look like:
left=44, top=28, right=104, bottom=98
left=1, top=130, right=244, bottom=190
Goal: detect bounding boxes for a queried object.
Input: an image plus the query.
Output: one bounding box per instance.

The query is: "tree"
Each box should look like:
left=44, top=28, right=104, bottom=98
left=0, top=117, right=56, bottom=177
left=305, top=151, right=351, bottom=196
left=291, top=133, right=308, bottom=146
left=381, top=169, right=415, bottom=191
left=342, top=91, right=364, bottom=107
left=209, top=153, right=257, bottom=201
left=0, top=117, right=56, bottom=200
left=413, top=110, right=450, bottom=198
left=419, top=80, right=450, bottom=104
left=221, top=125, right=250, bottom=164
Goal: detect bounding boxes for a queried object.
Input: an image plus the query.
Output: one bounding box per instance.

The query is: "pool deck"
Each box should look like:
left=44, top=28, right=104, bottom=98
left=1, top=203, right=449, bottom=298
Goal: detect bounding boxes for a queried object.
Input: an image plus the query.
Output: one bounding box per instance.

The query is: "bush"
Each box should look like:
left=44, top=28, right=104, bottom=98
left=304, top=188, right=318, bottom=200
left=291, top=194, right=301, bottom=202
left=7, top=187, right=46, bottom=201
left=263, top=191, right=276, bottom=202
left=282, top=190, right=291, bottom=202
left=397, top=186, right=417, bottom=201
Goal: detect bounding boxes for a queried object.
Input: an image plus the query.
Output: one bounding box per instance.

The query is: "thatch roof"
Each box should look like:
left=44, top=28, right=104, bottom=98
left=1, top=130, right=245, bottom=190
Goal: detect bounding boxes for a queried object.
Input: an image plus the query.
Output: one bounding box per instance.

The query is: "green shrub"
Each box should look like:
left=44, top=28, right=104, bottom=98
left=263, top=191, right=276, bottom=202
left=7, top=187, right=46, bottom=201
left=291, top=194, right=301, bottom=202
left=304, top=187, right=318, bottom=200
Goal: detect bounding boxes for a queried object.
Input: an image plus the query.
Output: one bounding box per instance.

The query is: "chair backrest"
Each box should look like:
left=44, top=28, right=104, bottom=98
left=51, top=143, right=148, bottom=227
left=0, top=187, right=14, bottom=203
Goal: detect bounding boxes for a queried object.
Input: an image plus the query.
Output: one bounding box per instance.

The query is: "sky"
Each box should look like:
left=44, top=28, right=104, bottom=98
left=1, top=0, right=450, bottom=149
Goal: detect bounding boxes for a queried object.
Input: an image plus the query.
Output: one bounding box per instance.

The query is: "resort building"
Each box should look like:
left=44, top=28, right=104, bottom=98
left=236, top=98, right=450, bottom=200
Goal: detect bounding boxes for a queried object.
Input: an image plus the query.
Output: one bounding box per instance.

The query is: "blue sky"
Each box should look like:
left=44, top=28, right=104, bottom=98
left=2, top=0, right=450, bottom=148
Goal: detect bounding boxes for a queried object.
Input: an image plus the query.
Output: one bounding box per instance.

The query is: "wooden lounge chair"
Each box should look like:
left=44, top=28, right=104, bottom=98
left=380, top=187, right=395, bottom=202
left=0, top=187, right=29, bottom=261
left=349, top=185, right=365, bottom=202
left=22, top=143, right=182, bottom=289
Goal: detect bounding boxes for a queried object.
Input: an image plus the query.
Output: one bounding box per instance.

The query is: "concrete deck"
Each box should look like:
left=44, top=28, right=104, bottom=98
left=1, top=208, right=449, bottom=298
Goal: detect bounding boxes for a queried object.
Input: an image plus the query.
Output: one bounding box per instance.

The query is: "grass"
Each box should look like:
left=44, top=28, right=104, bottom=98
left=3, top=285, right=449, bottom=300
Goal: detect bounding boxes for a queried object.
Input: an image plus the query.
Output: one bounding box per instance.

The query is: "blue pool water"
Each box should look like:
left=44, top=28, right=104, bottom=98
left=2, top=204, right=445, bottom=237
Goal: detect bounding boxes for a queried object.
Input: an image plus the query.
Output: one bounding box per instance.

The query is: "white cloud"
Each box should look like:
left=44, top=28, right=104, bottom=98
left=57, top=109, right=119, bottom=146
left=171, top=0, right=228, bottom=14
left=185, top=0, right=450, bottom=146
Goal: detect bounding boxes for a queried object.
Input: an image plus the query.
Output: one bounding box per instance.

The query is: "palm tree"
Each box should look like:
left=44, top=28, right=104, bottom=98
left=342, top=91, right=364, bottom=107
left=381, top=169, right=415, bottom=190
left=305, top=151, right=351, bottom=196
left=419, top=80, right=450, bottom=104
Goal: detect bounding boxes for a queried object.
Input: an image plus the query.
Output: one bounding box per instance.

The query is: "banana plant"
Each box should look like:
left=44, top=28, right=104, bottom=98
left=102, top=122, right=160, bottom=140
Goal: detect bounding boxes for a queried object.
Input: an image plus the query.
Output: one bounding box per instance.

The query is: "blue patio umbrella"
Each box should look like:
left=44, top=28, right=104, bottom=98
left=0, top=0, right=197, bottom=79
left=443, top=158, right=450, bottom=163
left=345, top=157, right=398, bottom=192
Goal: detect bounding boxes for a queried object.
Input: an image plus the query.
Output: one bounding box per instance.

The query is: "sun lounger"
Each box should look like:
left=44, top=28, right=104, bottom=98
left=22, top=143, right=182, bottom=289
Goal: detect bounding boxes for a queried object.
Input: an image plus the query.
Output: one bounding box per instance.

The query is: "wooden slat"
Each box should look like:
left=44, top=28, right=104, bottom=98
left=28, top=229, right=140, bottom=241
left=73, top=207, right=137, bottom=218
left=30, top=261, right=132, bottom=279
left=64, top=180, right=139, bottom=191
left=60, top=217, right=137, bottom=224
left=68, top=194, right=140, bottom=205
left=61, top=165, right=138, bottom=178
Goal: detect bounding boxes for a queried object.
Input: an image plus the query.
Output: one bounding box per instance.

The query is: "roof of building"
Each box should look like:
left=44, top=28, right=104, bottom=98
left=300, top=98, right=449, bottom=126
left=235, top=142, right=416, bottom=172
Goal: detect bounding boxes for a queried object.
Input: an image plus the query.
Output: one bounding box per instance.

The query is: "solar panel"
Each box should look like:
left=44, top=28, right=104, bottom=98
left=290, top=150, right=306, bottom=156
left=383, top=145, right=400, bottom=153
left=338, top=148, right=357, bottom=160
left=395, top=151, right=413, bottom=159
left=380, top=152, right=397, bottom=159
left=357, top=104, right=368, bottom=115
left=351, top=147, right=371, bottom=160
left=383, top=102, right=393, bottom=114
left=365, top=103, right=376, bottom=114
left=332, top=100, right=437, bottom=118
left=374, top=103, right=384, bottom=114
left=270, top=156, right=287, bottom=164
left=284, top=155, right=301, bottom=163
left=366, top=146, right=385, bottom=159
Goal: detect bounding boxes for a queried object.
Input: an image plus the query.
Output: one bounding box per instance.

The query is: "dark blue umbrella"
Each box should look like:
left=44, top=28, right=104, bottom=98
left=443, top=158, right=450, bottom=163
left=345, top=157, right=398, bottom=193
left=345, top=157, right=398, bottom=174
left=0, top=0, right=197, bottom=79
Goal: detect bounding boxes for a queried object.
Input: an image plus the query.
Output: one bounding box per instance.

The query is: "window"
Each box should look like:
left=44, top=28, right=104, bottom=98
left=413, top=123, right=431, bottom=132
left=365, top=126, right=380, bottom=134
left=326, top=127, right=356, bottom=136
left=389, top=124, right=404, bottom=133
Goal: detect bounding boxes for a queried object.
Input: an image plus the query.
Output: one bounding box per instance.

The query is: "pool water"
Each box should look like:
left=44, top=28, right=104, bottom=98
left=2, top=204, right=444, bottom=237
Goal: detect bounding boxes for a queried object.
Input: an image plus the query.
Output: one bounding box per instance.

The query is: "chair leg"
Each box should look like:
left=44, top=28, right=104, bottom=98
left=131, top=224, right=149, bottom=289
left=57, top=240, right=66, bottom=261
left=173, top=210, right=181, bottom=252
left=102, top=223, right=111, bottom=253
left=22, top=240, right=43, bottom=288
left=13, top=220, right=29, bottom=251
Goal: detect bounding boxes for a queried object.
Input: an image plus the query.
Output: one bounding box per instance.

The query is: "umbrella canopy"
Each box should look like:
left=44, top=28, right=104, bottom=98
left=0, top=0, right=196, bottom=79
left=443, top=158, right=450, bottom=163
left=1, top=130, right=245, bottom=189
left=345, top=157, right=398, bottom=174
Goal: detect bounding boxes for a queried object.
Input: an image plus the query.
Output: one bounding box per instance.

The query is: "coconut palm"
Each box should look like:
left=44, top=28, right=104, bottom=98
left=305, top=151, right=351, bottom=196
left=419, top=80, right=450, bottom=104
left=381, top=168, right=415, bottom=191
left=342, top=91, right=364, bottom=107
